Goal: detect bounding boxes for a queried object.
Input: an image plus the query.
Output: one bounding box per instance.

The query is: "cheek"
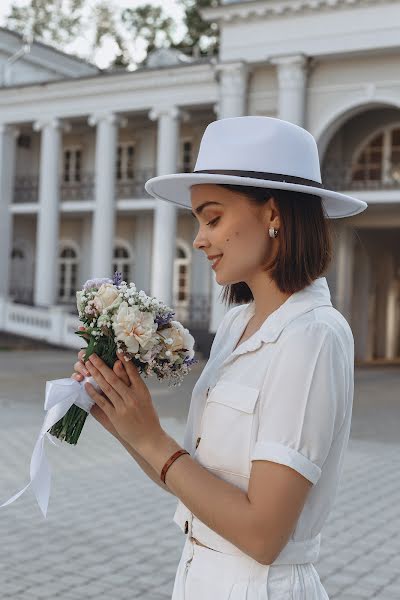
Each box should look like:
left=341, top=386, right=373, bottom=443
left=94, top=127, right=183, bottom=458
left=224, top=223, right=255, bottom=244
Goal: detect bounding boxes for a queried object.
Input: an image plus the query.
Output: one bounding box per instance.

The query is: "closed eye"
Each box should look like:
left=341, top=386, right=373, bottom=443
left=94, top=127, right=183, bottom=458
left=207, top=217, right=220, bottom=227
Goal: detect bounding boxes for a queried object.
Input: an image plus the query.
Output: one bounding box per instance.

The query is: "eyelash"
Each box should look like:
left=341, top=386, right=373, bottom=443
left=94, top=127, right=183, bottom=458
left=206, top=217, right=220, bottom=227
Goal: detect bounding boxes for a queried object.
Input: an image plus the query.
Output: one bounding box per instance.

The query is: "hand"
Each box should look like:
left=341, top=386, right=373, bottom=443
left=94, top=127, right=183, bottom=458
left=83, top=350, right=164, bottom=452
left=71, top=327, right=130, bottom=439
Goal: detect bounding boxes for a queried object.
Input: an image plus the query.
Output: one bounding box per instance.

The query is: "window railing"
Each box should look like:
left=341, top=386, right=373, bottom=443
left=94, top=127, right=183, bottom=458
left=322, top=164, right=400, bottom=191
left=60, top=173, right=95, bottom=201
left=117, top=166, right=157, bottom=198
left=13, top=175, right=39, bottom=203
left=13, top=167, right=161, bottom=203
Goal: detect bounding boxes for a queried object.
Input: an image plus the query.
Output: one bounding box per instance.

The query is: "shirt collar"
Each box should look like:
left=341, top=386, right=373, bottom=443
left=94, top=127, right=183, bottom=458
left=227, top=276, right=333, bottom=360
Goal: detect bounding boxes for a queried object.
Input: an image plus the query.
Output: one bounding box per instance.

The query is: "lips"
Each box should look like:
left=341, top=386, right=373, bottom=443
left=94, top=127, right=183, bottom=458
left=211, top=255, right=223, bottom=269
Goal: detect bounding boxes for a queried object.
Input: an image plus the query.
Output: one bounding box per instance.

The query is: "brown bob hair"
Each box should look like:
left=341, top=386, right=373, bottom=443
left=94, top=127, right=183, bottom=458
left=216, top=183, right=334, bottom=307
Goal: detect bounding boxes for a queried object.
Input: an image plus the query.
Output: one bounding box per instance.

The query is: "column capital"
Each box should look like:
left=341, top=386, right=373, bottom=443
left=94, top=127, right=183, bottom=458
left=148, top=106, right=190, bottom=123
left=270, top=54, right=309, bottom=88
left=269, top=53, right=308, bottom=66
left=214, top=60, right=250, bottom=95
left=88, top=112, right=127, bottom=128
left=214, top=60, right=250, bottom=77
left=0, top=123, right=20, bottom=138
left=33, top=117, right=67, bottom=132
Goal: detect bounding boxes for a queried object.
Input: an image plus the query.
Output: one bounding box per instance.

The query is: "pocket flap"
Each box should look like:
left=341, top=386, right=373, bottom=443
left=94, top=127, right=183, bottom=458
left=208, top=381, right=259, bottom=414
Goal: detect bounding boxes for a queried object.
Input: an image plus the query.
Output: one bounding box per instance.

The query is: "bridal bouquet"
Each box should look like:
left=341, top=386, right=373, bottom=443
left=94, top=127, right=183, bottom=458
left=48, top=271, right=197, bottom=445
left=0, top=272, right=197, bottom=517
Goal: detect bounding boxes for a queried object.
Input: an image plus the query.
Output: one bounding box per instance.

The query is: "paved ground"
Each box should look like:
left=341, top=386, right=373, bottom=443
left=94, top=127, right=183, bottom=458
left=0, top=348, right=399, bottom=599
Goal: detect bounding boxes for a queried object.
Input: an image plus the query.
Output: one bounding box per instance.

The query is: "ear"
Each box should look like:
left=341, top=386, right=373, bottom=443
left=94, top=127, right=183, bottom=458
left=264, top=196, right=280, bottom=230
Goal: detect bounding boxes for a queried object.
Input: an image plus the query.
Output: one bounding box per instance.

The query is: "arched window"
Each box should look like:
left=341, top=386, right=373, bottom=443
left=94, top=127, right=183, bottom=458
left=59, top=243, right=79, bottom=302
left=352, top=124, right=400, bottom=186
left=173, top=240, right=191, bottom=303
left=113, top=243, right=132, bottom=283
left=10, top=241, right=34, bottom=303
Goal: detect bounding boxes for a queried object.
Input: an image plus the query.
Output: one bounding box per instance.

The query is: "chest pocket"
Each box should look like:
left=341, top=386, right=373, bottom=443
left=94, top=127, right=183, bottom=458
left=195, top=381, right=260, bottom=477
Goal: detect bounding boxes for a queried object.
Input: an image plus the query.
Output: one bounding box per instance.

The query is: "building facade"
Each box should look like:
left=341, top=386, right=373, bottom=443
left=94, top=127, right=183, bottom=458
left=0, top=0, right=399, bottom=363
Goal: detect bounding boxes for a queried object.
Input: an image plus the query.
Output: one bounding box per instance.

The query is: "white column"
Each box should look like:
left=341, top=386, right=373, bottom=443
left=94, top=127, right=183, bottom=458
left=33, top=118, right=62, bottom=307
left=0, top=124, right=18, bottom=300
left=352, top=240, right=371, bottom=362
left=270, top=54, right=308, bottom=127
left=148, top=106, right=188, bottom=307
left=334, top=224, right=355, bottom=323
left=134, top=213, right=152, bottom=294
left=215, top=61, right=250, bottom=118
left=208, top=61, right=250, bottom=333
left=88, top=113, right=123, bottom=279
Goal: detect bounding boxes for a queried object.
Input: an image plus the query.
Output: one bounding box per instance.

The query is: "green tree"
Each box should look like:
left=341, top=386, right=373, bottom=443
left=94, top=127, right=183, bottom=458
left=120, top=4, right=177, bottom=66
left=5, top=0, right=220, bottom=69
left=172, top=0, right=220, bottom=58
left=6, top=0, right=85, bottom=46
left=92, top=2, right=130, bottom=68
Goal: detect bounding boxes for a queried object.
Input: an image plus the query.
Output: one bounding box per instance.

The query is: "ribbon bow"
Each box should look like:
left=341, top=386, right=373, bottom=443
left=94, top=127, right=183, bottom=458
left=0, top=376, right=101, bottom=518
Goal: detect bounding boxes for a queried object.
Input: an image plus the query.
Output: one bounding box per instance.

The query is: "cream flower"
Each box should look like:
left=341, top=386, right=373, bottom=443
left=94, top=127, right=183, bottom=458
left=93, top=283, right=121, bottom=313
left=158, top=320, right=195, bottom=360
left=113, top=302, right=158, bottom=354
left=76, top=290, right=85, bottom=313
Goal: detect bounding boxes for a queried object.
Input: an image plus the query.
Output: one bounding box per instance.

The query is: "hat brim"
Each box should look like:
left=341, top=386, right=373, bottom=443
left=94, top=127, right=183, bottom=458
left=144, top=173, right=368, bottom=218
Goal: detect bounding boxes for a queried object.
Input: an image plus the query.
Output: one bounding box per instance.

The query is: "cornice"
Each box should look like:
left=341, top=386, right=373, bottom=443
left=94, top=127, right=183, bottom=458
left=200, top=0, right=399, bottom=23
left=0, top=63, right=216, bottom=115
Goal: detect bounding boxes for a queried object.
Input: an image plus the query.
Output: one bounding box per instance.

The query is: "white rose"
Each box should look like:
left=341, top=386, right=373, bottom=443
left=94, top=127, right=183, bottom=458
left=93, top=283, right=121, bottom=313
left=158, top=320, right=195, bottom=360
left=113, top=302, right=158, bottom=355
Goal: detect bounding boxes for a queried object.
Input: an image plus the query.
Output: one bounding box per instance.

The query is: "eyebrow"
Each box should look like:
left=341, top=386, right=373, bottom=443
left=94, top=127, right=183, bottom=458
left=191, top=201, right=223, bottom=218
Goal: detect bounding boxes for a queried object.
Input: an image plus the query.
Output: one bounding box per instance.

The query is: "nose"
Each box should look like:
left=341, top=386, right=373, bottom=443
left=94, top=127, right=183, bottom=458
left=192, top=228, right=209, bottom=251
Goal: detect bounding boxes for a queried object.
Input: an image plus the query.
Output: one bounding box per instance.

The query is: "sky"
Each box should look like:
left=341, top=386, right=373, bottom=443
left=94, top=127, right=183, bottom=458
left=0, top=0, right=187, bottom=69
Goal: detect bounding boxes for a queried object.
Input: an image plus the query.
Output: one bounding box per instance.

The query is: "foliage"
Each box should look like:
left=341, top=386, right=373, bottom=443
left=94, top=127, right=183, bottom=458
left=7, top=0, right=86, bottom=46
left=5, top=0, right=221, bottom=69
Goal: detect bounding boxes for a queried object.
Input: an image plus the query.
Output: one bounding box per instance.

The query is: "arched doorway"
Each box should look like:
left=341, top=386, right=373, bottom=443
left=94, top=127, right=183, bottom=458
left=58, top=241, right=80, bottom=304
left=113, top=241, right=134, bottom=284
left=321, top=110, right=400, bottom=363
left=173, top=239, right=191, bottom=323
left=9, top=239, right=34, bottom=304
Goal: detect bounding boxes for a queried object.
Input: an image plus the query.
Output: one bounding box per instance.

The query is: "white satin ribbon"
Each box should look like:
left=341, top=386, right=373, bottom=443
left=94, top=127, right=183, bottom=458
left=0, top=376, right=102, bottom=518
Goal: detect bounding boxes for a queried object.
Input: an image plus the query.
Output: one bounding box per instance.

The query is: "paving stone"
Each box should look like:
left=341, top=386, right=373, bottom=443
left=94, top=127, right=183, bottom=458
left=0, top=351, right=399, bottom=599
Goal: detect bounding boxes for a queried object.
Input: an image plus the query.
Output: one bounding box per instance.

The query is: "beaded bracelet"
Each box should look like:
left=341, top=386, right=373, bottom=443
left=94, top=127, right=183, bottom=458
left=160, top=449, right=190, bottom=483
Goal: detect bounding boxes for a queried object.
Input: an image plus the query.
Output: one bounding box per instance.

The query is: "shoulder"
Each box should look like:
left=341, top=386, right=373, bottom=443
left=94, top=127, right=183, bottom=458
left=280, top=305, right=354, bottom=356
left=269, top=310, right=354, bottom=378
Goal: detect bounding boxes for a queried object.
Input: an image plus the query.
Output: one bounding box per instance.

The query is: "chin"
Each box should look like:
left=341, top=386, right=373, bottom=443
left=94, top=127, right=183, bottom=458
left=215, top=271, right=241, bottom=286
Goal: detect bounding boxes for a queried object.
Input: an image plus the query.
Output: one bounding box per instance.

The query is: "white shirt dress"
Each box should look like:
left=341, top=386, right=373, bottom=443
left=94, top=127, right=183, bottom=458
left=171, top=276, right=354, bottom=600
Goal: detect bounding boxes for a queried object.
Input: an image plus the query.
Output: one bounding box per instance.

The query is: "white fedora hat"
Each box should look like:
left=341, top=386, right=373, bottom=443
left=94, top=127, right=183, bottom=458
left=145, top=116, right=368, bottom=219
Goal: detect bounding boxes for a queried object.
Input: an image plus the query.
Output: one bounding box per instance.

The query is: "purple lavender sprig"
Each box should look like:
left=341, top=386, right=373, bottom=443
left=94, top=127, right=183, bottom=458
left=112, top=271, right=123, bottom=287
left=155, top=310, right=176, bottom=328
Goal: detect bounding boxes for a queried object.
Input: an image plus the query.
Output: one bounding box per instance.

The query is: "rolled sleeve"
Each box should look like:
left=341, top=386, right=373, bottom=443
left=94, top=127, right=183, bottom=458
left=250, top=322, right=347, bottom=485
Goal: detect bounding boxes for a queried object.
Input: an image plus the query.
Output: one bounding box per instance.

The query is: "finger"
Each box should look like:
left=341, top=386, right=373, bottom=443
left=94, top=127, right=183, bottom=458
left=78, top=350, right=86, bottom=361
left=113, top=361, right=130, bottom=387
left=117, top=350, right=140, bottom=386
left=85, top=381, right=113, bottom=414
left=71, top=372, right=83, bottom=381
left=85, top=358, right=125, bottom=409
left=75, top=361, right=90, bottom=377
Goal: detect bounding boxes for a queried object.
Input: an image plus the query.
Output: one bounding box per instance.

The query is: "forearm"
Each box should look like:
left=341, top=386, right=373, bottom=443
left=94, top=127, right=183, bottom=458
left=116, top=434, right=174, bottom=495
left=137, top=431, right=264, bottom=563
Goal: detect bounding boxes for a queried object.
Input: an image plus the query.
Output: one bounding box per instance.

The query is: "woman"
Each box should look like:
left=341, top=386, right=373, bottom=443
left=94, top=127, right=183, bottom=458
left=72, top=116, right=367, bottom=599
